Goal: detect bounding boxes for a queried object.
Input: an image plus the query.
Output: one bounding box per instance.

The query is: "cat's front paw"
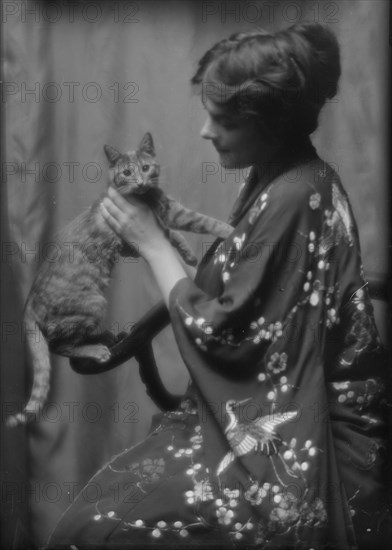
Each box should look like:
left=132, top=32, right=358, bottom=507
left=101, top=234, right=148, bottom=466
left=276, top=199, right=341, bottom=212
left=185, top=255, right=198, bottom=266
left=221, top=224, right=235, bottom=238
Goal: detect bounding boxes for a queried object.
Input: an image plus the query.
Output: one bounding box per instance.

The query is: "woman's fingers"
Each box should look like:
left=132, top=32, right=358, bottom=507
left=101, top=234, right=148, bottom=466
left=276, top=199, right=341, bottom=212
left=107, top=186, right=142, bottom=208
left=107, top=186, right=145, bottom=209
left=102, top=195, right=126, bottom=219
left=100, top=195, right=145, bottom=240
left=102, top=194, right=138, bottom=223
left=100, top=201, right=123, bottom=234
left=107, top=186, right=128, bottom=208
left=100, top=190, right=162, bottom=254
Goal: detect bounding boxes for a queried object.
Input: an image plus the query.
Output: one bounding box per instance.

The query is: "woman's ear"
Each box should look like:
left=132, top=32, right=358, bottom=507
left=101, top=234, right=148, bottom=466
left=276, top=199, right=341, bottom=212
left=104, top=145, right=121, bottom=166
left=137, top=132, right=155, bottom=156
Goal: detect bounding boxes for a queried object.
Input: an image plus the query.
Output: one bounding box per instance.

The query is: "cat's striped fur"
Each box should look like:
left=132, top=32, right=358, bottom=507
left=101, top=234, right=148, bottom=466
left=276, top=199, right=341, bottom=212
left=7, top=133, right=233, bottom=427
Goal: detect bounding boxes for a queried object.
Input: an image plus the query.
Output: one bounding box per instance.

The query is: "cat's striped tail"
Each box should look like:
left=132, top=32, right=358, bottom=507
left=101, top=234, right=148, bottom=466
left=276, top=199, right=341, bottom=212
left=6, top=308, right=51, bottom=428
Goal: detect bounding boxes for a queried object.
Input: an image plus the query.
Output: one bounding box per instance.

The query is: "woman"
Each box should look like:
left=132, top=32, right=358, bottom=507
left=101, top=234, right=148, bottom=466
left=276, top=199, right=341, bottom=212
left=47, top=23, right=389, bottom=549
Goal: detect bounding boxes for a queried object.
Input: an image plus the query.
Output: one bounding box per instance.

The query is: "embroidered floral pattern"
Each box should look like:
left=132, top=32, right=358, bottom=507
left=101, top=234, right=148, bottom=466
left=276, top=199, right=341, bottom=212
left=184, top=478, right=215, bottom=504
left=244, top=482, right=271, bottom=506
left=233, top=233, right=246, bottom=251
left=166, top=423, right=204, bottom=458
left=250, top=318, right=283, bottom=344
left=329, top=377, right=386, bottom=412
left=266, top=352, right=288, bottom=375
left=246, top=483, right=327, bottom=541
left=115, top=457, right=165, bottom=486
left=309, top=192, right=321, bottom=209
left=317, top=183, right=355, bottom=255
left=214, top=234, right=247, bottom=284
left=332, top=182, right=354, bottom=245
left=249, top=192, right=269, bottom=224
left=178, top=302, right=286, bottom=350
left=120, top=517, right=203, bottom=540
left=344, top=309, right=374, bottom=348
left=338, top=286, right=382, bottom=368
left=269, top=494, right=327, bottom=532
left=257, top=353, right=295, bottom=405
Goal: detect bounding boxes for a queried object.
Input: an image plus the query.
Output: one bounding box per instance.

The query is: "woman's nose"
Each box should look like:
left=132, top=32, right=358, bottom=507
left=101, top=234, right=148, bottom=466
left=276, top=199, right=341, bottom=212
left=200, top=118, right=216, bottom=140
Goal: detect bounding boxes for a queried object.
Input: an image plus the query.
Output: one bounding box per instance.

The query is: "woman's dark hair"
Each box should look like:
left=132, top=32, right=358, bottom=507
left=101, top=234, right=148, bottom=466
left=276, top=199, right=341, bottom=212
left=192, top=23, right=341, bottom=137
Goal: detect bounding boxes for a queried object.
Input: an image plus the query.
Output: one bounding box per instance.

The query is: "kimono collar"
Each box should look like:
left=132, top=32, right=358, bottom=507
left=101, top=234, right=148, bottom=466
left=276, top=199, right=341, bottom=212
left=227, top=136, right=317, bottom=226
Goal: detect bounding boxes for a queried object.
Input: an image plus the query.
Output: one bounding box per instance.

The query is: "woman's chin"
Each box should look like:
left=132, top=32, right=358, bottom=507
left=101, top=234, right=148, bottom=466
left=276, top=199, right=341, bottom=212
left=217, top=152, right=252, bottom=170
left=219, top=158, right=246, bottom=170
left=218, top=154, right=236, bottom=169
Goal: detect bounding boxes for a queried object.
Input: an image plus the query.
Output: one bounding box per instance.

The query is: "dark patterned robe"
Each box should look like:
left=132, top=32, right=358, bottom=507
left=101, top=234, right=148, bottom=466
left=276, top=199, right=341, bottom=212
left=47, top=139, right=390, bottom=549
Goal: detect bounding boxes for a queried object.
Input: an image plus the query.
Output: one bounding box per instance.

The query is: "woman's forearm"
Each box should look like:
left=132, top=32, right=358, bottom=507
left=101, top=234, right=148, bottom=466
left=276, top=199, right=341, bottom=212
left=144, top=240, right=189, bottom=308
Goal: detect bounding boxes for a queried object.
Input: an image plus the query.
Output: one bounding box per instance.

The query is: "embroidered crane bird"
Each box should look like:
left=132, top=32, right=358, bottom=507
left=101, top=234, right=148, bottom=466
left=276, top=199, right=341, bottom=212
left=217, top=398, right=298, bottom=475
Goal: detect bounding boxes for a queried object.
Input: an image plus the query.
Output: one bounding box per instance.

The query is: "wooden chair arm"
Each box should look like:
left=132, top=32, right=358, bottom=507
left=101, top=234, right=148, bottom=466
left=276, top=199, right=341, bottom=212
left=70, top=301, right=170, bottom=375
left=70, top=301, right=182, bottom=411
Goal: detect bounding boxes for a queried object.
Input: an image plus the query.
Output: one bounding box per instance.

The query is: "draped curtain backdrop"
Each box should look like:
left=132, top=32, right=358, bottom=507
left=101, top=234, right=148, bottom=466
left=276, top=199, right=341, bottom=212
left=1, top=0, right=389, bottom=546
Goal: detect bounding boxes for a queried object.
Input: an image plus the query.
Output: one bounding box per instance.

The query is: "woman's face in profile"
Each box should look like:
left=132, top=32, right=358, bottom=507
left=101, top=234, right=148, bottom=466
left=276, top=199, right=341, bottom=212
left=200, top=98, right=274, bottom=170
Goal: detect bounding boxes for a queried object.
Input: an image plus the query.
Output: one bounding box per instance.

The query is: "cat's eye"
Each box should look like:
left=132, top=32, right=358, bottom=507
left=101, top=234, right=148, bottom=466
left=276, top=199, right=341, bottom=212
left=123, top=169, right=133, bottom=176
left=142, top=165, right=150, bottom=172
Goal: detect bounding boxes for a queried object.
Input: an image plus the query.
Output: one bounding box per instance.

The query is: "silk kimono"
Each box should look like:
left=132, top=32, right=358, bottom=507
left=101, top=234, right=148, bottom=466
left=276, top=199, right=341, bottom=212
left=47, top=139, right=390, bottom=549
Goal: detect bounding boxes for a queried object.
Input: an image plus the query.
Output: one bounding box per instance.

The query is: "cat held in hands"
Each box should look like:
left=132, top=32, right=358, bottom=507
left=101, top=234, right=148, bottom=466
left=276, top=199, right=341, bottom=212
left=7, top=132, right=233, bottom=427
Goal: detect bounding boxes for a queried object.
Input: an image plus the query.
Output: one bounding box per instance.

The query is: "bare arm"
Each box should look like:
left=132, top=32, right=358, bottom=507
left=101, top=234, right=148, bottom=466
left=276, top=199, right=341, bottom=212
left=143, top=242, right=188, bottom=307
left=100, top=187, right=190, bottom=307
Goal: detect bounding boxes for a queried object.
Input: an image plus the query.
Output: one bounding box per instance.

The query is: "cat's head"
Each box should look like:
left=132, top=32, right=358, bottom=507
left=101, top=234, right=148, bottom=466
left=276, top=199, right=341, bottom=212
left=104, top=132, right=159, bottom=196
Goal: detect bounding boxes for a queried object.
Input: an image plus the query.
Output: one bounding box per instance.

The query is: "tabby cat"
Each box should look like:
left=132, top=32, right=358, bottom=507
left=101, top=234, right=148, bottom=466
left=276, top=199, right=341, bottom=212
left=7, top=132, right=233, bottom=427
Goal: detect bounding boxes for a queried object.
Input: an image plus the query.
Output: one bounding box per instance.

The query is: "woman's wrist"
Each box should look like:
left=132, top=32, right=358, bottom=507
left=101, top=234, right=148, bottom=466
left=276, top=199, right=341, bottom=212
left=141, top=234, right=173, bottom=263
left=143, top=238, right=189, bottom=307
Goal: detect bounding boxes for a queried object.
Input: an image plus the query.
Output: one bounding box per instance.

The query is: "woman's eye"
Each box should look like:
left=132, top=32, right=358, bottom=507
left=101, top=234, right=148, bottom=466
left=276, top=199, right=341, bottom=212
left=123, top=169, right=132, bottom=176
left=220, top=119, right=237, bottom=130
left=142, top=165, right=150, bottom=172
left=211, top=115, right=237, bottom=130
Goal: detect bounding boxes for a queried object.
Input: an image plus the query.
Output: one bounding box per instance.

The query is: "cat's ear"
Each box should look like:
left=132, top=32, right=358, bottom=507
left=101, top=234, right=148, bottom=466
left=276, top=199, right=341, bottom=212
left=104, top=145, right=121, bottom=166
left=138, top=132, right=155, bottom=156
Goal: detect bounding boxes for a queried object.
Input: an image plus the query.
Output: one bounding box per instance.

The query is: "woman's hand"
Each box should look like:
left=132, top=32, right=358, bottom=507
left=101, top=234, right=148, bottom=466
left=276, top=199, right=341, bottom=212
left=100, top=187, right=166, bottom=260
left=100, top=186, right=189, bottom=307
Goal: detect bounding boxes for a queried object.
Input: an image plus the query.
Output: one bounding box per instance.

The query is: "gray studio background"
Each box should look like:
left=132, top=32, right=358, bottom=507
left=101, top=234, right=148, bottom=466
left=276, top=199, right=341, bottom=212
left=1, top=0, right=389, bottom=546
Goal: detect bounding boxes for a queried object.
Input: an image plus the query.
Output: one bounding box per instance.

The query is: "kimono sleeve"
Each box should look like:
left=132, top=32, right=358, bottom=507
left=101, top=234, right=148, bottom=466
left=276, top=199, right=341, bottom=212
left=168, top=176, right=322, bottom=376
